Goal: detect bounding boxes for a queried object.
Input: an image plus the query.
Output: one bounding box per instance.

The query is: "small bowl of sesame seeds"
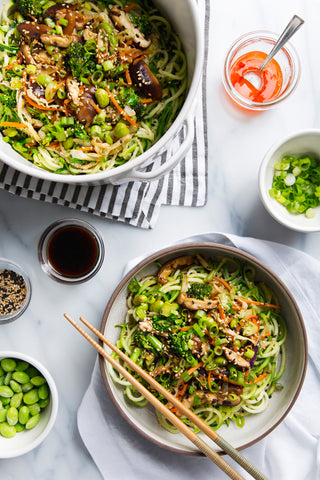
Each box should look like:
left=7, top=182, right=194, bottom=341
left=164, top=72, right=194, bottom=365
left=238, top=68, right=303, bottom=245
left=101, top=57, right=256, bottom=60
left=0, top=259, right=31, bottom=325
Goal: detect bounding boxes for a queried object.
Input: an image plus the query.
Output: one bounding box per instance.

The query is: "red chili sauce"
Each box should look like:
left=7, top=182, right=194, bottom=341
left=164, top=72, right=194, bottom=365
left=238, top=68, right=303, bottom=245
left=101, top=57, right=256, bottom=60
left=229, top=51, right=283, bottom=103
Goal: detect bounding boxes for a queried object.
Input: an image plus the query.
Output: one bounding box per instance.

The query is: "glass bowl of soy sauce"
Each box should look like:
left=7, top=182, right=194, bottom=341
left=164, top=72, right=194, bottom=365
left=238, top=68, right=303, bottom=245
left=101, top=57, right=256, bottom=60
left=38, top=218, right=105, bottom=284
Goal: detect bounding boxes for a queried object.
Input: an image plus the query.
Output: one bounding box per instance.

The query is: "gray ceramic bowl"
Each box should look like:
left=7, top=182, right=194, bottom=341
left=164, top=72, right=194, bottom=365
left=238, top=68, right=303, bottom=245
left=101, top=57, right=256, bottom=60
left=99, top=243, right=307, bottom=455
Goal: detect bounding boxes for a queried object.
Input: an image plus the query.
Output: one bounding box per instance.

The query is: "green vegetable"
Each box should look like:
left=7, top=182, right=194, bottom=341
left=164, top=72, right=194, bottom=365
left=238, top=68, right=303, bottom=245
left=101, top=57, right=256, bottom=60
left=64, top=42, right=96, bottom=81
left=25, top=413, right=40, bottom=430
left=1, top=358, right=16, bottom=372
left=95, top=88, right=109, bottom=108
left=0, top=422, right=16, bottom=438
left=269, top=154, right=320, bottom=217
left=187, top=282, right=212, bottom=300
left=114, top=122, right=130, bottom=138
left=15, top=0, right=42, bottom=18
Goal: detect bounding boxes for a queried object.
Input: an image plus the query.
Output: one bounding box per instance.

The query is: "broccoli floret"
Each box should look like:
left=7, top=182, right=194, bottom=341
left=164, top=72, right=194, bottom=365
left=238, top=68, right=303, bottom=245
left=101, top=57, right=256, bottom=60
left=187, top=283, right=212, bottom=300
left=15, top=0, right=42, bottom=18
left=153, top=314, right=183, bottom=333
left=0, top=88, right=19, bottom=123
left=64, top=43, right=96, bottom=81
left=168, top=331, right=193, bottom=358
left=118, top=87, right=147, bottom=120
left=129, top=13, right=152, bottom=36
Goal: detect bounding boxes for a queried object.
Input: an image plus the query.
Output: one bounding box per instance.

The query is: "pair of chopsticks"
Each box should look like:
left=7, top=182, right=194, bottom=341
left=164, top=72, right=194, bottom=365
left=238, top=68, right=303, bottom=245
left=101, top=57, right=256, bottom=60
left=64, top=314, right=269, bottom=480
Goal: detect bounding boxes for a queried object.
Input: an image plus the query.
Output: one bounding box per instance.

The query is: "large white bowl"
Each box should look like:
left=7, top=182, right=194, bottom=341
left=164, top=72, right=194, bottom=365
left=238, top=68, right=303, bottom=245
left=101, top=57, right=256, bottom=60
left=259, top=129, right=320, bottom=232
left=99, top=243, right=307, bottom=455
left=0, top=0, right=204, bottom=185
left=0, top=351, right=58, bottom=458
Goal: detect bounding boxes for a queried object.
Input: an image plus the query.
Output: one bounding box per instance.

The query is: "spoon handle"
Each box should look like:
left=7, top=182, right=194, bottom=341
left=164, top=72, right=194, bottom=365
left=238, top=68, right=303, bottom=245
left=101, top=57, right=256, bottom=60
left=259, top=15, right=304, bottom=71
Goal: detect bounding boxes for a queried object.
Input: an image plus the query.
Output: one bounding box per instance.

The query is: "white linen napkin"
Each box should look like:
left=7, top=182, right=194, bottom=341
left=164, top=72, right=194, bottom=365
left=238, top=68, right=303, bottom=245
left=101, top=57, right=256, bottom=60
left=77, top=232, right=320, bottom=480
left=0, top=0, right=209, bottom=229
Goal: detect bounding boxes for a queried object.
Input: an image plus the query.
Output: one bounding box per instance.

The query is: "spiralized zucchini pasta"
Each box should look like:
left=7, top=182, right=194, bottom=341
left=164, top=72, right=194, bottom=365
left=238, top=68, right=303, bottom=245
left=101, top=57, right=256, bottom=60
left=109, top=253, right=287, bottom=432
left=0, top=0, right=187, bottom=174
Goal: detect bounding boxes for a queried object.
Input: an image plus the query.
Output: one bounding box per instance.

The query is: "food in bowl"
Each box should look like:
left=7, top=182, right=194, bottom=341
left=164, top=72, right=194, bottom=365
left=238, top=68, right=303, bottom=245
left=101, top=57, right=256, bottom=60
left=0, top=0, right=187, bottom=175
left=108, top=252, right=287, bottom=433
left=269, top=153, right=320, bottom=218
left=0, top=357, right=51, bottom=438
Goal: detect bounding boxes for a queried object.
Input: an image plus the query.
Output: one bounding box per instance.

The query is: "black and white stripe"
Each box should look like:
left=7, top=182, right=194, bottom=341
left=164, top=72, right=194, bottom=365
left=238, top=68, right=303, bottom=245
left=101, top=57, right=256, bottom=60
left=0, top=0, right=209, bottom=229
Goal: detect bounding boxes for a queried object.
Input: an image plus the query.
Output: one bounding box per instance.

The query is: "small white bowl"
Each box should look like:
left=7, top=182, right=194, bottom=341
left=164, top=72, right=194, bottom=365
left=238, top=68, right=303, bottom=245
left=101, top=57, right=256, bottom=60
left=0, top=351, right=58, bottom=458
left=259, top=129, right=320, bottom=232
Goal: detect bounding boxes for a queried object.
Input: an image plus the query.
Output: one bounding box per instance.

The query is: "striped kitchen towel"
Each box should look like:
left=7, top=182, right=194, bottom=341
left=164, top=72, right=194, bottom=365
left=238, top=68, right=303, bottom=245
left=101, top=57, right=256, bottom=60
left=0, top=0, right=209, bottom=229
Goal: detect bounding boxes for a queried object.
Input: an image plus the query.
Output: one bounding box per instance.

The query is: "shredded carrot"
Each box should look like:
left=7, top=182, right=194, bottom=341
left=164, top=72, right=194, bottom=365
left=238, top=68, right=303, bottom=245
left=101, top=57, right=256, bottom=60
left=260, top=331, right=271, bottom=339
left=172, top=325, right=194, bottom=333
left=218, top=305, right=225, bottom=321
left=239, top=298, right=281, bottom=309
left=25, top=141, right=37, bottom=147
left=77, top=146, right=95, bottom=151
left=176, top=382, right=188, bottom=400
left=254, top=372, right=268, bottom=384
left=89, top=99, right=102, bottom=114
left=1, top=121, right=27, bottom=128
left=141, top=98, right=153, bottom=104
left=3, top=62, right=20, bottom=70
left=213, top=276, right=231, bottom=291
left=125, top=68, right=132, bottom=86
left=132, top=50, right=153, bottom=60
left=123, top=3, right=137, bottom=11
left=246, top=314, right=260, bottom=328
left=186, top=362, right=203, bottom=376
left=47, top=143, right=61, bottom=150
left=105, top=86, right=138, bottom=128
left=117, top=48, right=137, bottom=58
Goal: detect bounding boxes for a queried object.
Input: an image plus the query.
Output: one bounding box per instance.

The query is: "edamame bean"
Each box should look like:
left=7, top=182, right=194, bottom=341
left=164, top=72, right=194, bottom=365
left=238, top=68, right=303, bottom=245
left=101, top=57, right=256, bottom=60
left=98, top=22, right=113, bottom=34
left=21, top=382, right=33, bottom=393
left=37, top=73, right=52, bottom=86
left=18, top=406, right=29, bottom=425
left=6, top=407, right=18, bottom=426
left=15, top=422, right=25, bottom=432
left=39, top=398, right=49, bottom=409
left=95, top=88, right=109, bottom=108
left=10, top=392, right=23, bottom=409
left=25, top=366, right=38, bottom=378
left=0, top=409, right=7, bottom=422
left=10, top=380, right=22, bottom=393
left=38, top=384, right=49, bottom=400
left=16, top=361, right=29, bottom=372
left=31, top=376, right=46, bottom=387
left=0, top=375, right=4, bottom=386
left=0, top=386, right=13, bottom=398
left=23, top=389, right=39, bottom=405
left=4, top=372, right=12, bottom=385
left=12, top=371, right=30, bottom=384
left=1, top=358, right=16, bottom=372
left=25, top=414, right=40, bottom=430
left=29, top=403, right=40, bottom=416
left=114, top=122, right=129, bottom=138
left=0, top=422, right=16, bottom=438
left=0, top=396, right=10, bottom=405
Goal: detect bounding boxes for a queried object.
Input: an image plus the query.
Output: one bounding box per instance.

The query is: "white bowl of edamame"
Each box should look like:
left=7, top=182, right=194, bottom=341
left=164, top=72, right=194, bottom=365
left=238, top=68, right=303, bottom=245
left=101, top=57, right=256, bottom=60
left=0, top=351, right=58, bottom=458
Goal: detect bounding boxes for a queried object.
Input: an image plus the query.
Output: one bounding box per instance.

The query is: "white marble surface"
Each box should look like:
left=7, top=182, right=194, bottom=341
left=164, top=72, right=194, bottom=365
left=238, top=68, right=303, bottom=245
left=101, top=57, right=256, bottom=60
left=1, top=0, right=320, bottom=478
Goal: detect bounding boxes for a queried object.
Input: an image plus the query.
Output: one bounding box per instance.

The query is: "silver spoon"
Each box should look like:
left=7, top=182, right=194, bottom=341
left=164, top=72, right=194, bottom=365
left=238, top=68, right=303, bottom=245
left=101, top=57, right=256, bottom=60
left=259, top=15, right=304, bottom=72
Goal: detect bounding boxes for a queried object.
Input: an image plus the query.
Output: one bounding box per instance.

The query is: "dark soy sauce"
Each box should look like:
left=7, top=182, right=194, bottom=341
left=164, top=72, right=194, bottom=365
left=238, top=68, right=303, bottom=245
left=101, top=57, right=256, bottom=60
left=47, top=226, right=99, bottom=278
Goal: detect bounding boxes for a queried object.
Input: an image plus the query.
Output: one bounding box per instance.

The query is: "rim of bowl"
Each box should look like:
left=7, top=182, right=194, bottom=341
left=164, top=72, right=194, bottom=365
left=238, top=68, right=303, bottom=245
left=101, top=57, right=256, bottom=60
left=38, top=218, right=105, bottom=284
left=223, top=30, right=301, bottom=110
left=0, top=0, right=204, bottom=184
left=99, top=242, right=308, bottom=455
left=0, top=258, right=32, bottom=324
left=259, top=128, right=320, bottom=232
left=0, top=350, right=59, bottom=458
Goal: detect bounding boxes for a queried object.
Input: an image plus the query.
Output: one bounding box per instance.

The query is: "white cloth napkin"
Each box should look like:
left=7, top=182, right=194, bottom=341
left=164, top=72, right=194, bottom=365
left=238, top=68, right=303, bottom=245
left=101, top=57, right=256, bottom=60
left=77, top=232, right=320, bottom=480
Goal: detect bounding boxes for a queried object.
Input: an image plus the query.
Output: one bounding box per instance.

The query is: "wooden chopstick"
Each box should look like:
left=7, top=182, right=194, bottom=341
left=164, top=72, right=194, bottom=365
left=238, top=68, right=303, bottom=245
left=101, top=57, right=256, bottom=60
left=64, top=314, right=245, bottom=480
left=76, top=315, right=269, bottom=480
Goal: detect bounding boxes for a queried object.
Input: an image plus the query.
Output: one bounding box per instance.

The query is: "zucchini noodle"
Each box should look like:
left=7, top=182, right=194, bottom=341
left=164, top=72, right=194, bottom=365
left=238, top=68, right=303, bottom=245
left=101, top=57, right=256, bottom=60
left=109, top=253, right=287, bottom=433
left=0, top=0, right=187, bottom=175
